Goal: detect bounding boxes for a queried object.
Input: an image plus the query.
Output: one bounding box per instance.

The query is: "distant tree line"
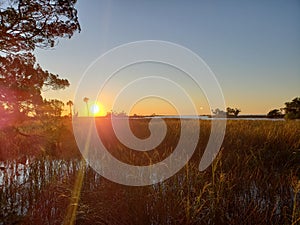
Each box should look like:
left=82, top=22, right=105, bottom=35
left=267, top=97, right=300, bottom=120
left=212, top=107, right=241, bottom=118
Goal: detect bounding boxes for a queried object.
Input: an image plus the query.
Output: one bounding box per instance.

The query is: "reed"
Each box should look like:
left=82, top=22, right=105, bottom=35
left=0, top=119, right=299, bottom=224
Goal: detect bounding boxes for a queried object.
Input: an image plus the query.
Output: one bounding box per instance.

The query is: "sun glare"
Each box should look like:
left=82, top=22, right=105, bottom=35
left=90, top=102, right=106, bottom=116
left=90, top=104, right=99, bottom=114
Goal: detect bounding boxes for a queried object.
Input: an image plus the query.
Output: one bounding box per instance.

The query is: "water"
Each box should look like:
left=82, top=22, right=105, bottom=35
left=142, top=115, right=285, bottom=121
left=0, top=156, right=297, bottom=224
left=0, top=157, right=82, bottom=224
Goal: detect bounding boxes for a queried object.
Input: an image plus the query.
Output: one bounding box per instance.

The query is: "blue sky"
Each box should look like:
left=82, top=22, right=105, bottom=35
left=36, top=0, right=300, bottom=115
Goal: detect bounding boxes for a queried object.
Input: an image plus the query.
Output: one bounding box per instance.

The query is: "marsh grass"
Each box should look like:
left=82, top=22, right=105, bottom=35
left=0, top=119, right=299, bottom=224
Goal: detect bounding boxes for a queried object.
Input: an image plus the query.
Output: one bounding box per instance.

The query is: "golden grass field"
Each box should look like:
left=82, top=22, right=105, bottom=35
left=0, top=118, right=299, bottom=224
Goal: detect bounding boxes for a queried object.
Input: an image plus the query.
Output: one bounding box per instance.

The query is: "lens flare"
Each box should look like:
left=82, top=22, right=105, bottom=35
left=90, top=104, right=100, bottom=115
left=89, top=102, right=106, bottom=116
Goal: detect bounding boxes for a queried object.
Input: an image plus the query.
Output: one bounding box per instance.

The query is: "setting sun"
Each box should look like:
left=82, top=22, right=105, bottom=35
left=89, top=102, right=106, bottom=116
left=90, top=104, right=99, bottom=114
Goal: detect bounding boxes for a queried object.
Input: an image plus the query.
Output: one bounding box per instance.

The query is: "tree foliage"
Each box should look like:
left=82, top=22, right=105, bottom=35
left=212, top=108, right=227, bottom=117
left=0, top=0, right=80, bottom=54
left=226, top=107, right=241, bottom=117
left=283, top=97, right=300, bottom=120
left=83, top=97, right=89, bottom=116
left=267, top=109, right=283, bottom=118
left=0, top=0, right=80, bottom=119
left=36, top=99, right=65, bottom=117
left=0, top=53, right=69, bottom=117
left=66, top=100, right=73, bottom=116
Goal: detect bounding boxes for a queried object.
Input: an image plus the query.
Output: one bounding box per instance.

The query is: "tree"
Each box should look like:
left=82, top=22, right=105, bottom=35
left=0, top=0, right=80, bottom=54
left=226, top=107, right=241, bottom=117
left=83, top=97, right=89, bottom=116
left=0, top=53, right=69, bottom=118
left=0, top=0, right=80, bottom=121
left=212, top=108, right=227, bottom=117
left=283, top=97, right=300, bottom=120
left=66, top=100, right=73, bottom=117
left=36, top=99, right=64, bottom=118
left=267, top=109, right=283, bottom=118
left=234, top=109, right=241, bottom=117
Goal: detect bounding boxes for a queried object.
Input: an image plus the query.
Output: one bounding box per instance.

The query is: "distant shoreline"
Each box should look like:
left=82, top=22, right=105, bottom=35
left=80, top=114, right=285, bottom=121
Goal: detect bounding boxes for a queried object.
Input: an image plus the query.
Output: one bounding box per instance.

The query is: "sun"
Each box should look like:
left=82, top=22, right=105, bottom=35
left=90, top=102, right=106, bottom=116
left=90, top=104, right=100, bottom=114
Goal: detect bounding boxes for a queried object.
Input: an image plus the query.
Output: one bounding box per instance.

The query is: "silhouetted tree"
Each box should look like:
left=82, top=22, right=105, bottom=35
left=0, top=53, right=69, bottom=118
left=66, top=100, right=73, bottom=117
left=36, top=99, right=64, bottom=118
left=226, top=107, right=241, bottom=117
left=83, top=97, right=89, bottom=116
left=0, top=0, right=80, bottom=54
left=0, top=0, right=80, bottom=120
left=283, top=97, right=300, bottom=120
left=267, top=109, right=283, bottom=118
left=212, top=108, right=227, bottom=117
left=234, top=109, right=241, bottom=117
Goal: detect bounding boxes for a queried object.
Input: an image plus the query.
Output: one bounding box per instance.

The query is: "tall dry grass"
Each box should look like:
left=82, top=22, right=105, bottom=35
left=0, top=119, right=299, bottom=224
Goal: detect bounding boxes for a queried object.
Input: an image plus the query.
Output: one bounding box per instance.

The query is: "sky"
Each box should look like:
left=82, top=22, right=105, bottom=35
left=35, top=0, right=300, bottom=116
